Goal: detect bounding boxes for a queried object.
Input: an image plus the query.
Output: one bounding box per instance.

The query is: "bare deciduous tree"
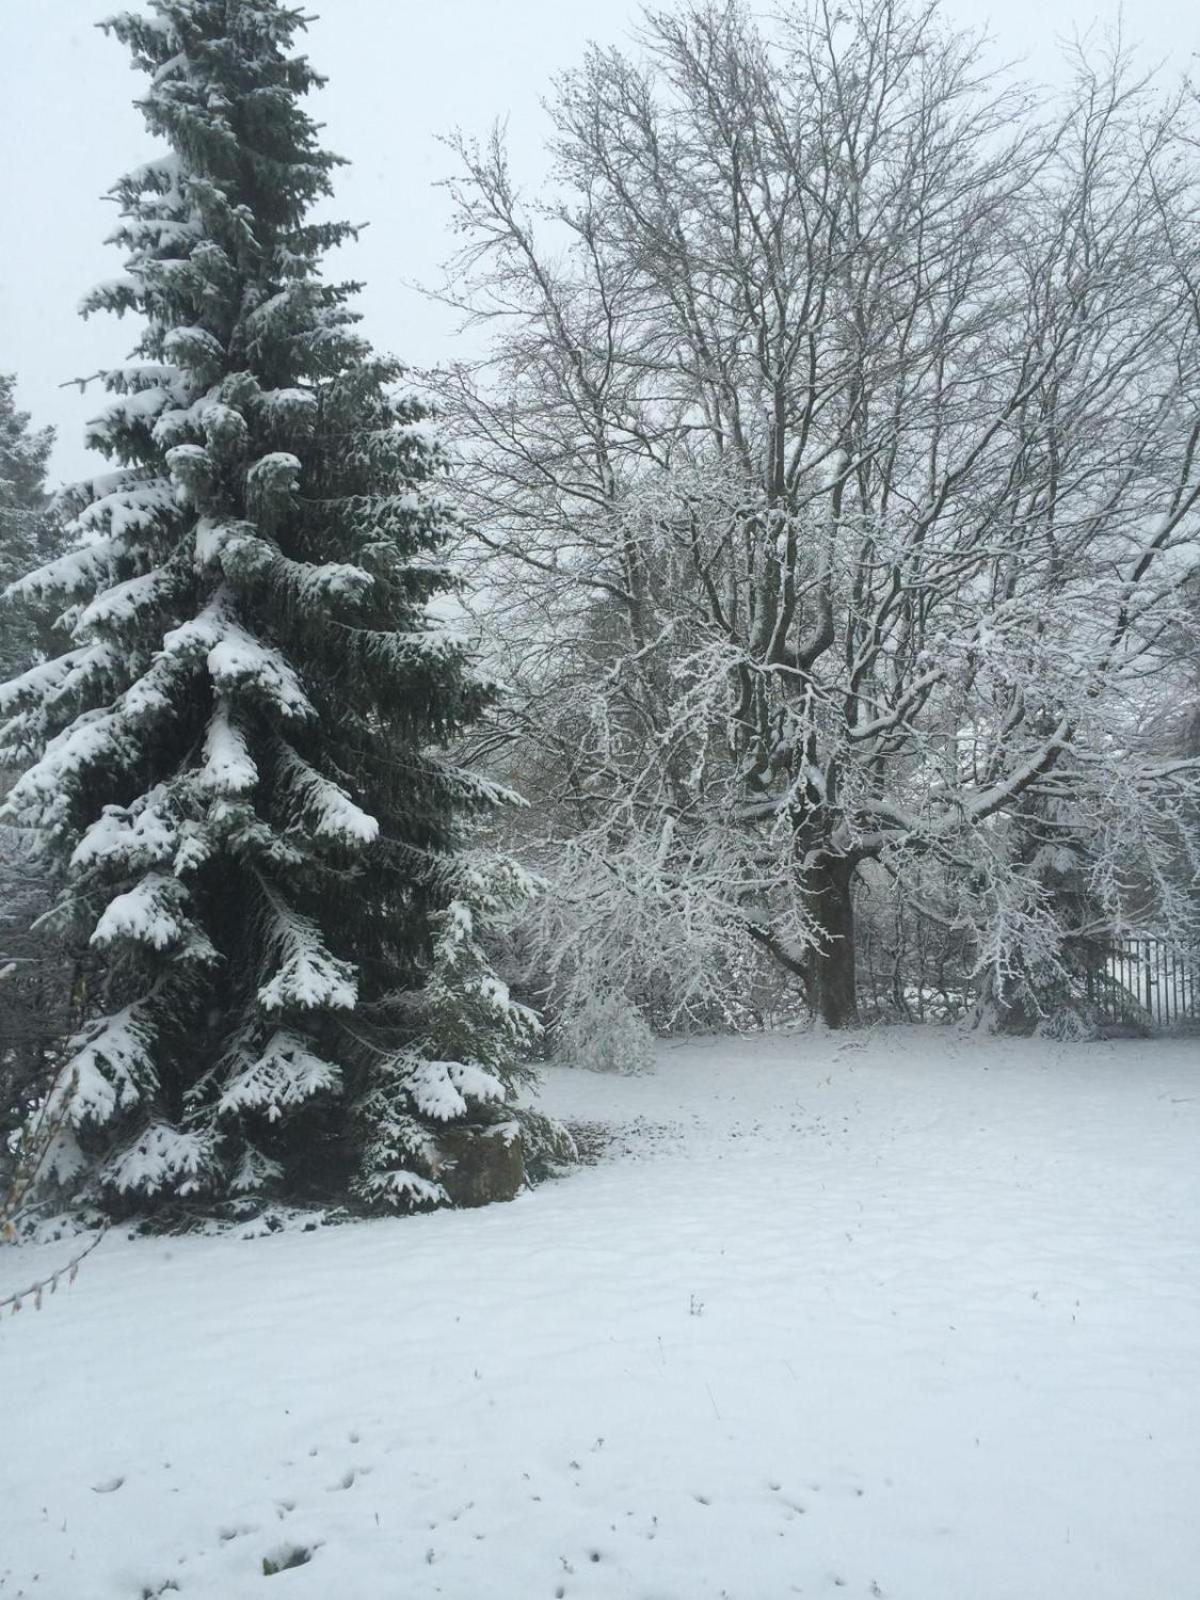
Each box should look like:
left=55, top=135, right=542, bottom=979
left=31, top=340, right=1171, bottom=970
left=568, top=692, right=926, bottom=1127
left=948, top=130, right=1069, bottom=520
left=432, top=0, right=1200, bottom=1030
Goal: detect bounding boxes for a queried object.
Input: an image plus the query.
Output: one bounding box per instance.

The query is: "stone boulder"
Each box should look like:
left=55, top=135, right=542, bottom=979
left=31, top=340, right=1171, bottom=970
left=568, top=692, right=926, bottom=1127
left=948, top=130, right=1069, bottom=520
left=438, top=1122, right=524, bottom=1208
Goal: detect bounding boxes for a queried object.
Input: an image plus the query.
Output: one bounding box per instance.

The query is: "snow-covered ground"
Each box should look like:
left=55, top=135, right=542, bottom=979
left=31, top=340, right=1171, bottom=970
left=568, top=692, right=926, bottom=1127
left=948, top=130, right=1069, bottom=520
left=3, top=1026, right=1198, bottom=1600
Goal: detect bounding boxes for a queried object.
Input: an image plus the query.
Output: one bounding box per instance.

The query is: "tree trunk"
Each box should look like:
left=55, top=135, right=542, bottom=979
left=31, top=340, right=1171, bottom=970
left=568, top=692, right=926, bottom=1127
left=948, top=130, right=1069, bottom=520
left=807, top=854, right=859, bottom=1029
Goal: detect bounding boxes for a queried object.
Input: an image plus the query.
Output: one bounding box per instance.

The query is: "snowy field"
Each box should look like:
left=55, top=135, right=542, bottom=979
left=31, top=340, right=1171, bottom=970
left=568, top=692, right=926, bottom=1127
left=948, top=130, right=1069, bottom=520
left=3, top=1026, right=1198, bottom=1600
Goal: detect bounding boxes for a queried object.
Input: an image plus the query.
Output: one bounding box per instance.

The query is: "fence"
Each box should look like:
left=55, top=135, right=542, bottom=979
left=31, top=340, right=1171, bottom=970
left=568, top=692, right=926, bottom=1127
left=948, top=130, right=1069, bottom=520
left=854, top=891, right=1200, bottom=1030
left=1091, top=937, right=1200, bottom=1031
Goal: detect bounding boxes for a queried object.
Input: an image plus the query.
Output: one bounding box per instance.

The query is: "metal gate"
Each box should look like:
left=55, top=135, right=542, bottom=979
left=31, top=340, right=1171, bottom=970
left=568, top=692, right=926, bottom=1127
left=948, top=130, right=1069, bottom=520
left=1093, top=938, right=1200, bottom=1030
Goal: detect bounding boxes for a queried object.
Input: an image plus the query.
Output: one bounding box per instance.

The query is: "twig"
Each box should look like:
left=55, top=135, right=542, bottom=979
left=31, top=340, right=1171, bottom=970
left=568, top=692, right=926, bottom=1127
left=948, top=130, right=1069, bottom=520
left=0, top=1226, right=107, bottom=1315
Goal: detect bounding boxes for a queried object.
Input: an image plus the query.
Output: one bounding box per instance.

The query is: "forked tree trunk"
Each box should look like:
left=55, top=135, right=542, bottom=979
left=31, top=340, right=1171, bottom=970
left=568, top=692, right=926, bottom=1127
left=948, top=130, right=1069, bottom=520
left=806, top=854, right=859, bottom=1029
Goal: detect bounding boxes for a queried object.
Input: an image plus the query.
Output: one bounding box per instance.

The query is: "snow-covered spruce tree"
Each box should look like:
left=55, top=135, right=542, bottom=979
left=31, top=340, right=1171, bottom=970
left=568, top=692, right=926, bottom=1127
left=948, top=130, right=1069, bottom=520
left=0, top=0, right=535, bottom=1213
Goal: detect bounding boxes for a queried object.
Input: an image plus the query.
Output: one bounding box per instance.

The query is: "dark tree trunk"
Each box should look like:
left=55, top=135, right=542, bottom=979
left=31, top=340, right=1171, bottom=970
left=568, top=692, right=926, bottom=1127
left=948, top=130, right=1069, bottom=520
left=806, top=853, right=859, bottom=1029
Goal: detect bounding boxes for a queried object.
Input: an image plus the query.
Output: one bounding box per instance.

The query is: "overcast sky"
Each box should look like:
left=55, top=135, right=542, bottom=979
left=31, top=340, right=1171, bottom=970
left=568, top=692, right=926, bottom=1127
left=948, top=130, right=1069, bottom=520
left=0, top=0, right=1191, bottom=486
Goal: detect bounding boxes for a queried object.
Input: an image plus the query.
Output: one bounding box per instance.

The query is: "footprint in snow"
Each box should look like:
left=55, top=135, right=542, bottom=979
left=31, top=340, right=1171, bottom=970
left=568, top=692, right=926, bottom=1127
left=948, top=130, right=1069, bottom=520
left=327, top=1467, right=371, bottom=1491
left=261, top=1542, right=314, bottom=1576
left=219, top=1524, right=258, bottom=1543
left=92, top=1475, right=125, bottom=1494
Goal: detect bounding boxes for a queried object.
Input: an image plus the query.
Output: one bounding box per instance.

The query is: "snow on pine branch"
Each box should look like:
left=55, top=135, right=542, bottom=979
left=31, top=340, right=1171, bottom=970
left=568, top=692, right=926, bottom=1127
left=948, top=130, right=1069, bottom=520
left=198, top=702, right=258, bottom=795
left=0, top=644, right=118, bottom=718
left=90, top=872, right=190, bottom=952
left=152, top=595, right=315, bottom=722
left=75, top=569, right=177, bottom=636
left=403, top=1056, right=506, bottom=1123
left=207, top=622, right=314, bottom=721
left=71, top=787, right=177, bottom=872
left=73, top=477, right=178, bottom=542
left=275, top=743, right=379, bottom=846
left=2, top=709, right=136, bottom=831
left=54, top=1005, right=158, bottom=1128
left=101, top=1121, right=214, bottom=1198
left=202, top=517, right=375, bottom=607
left=217, top=1030, right=342, bottom=1122
left=4, top=537, right=117, bottom=605
left=256, top=889, right=358, bottom=1013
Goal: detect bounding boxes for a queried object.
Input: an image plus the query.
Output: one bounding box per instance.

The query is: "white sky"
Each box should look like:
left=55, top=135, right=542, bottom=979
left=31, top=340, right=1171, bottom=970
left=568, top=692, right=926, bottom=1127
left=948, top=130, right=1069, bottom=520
left=0, top=0, right=1191, bottom=486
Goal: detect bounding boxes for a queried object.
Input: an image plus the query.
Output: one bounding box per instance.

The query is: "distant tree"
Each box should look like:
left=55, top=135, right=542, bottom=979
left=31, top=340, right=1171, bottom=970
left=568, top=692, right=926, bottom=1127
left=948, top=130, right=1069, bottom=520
left=0, top=832, right=71, bottom=1177
left=435, top=0, right=1200, bottom=1030
left=0, top=374, right=62, bottom=680
left=0, top=376, right=68, bottom=1181
left=0, top=0, right=542, bottom=1214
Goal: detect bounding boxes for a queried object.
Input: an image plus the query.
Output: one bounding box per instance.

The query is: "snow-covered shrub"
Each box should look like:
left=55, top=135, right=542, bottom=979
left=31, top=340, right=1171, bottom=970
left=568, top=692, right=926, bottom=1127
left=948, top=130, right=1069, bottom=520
left=353, top=855, right=572, bottom=1209
left=553, top=990, right=656, bottom=1075
left=1031, top=967, right=1154, bottom=1042
left=1034, top=1002, right=1099, bottom=1043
